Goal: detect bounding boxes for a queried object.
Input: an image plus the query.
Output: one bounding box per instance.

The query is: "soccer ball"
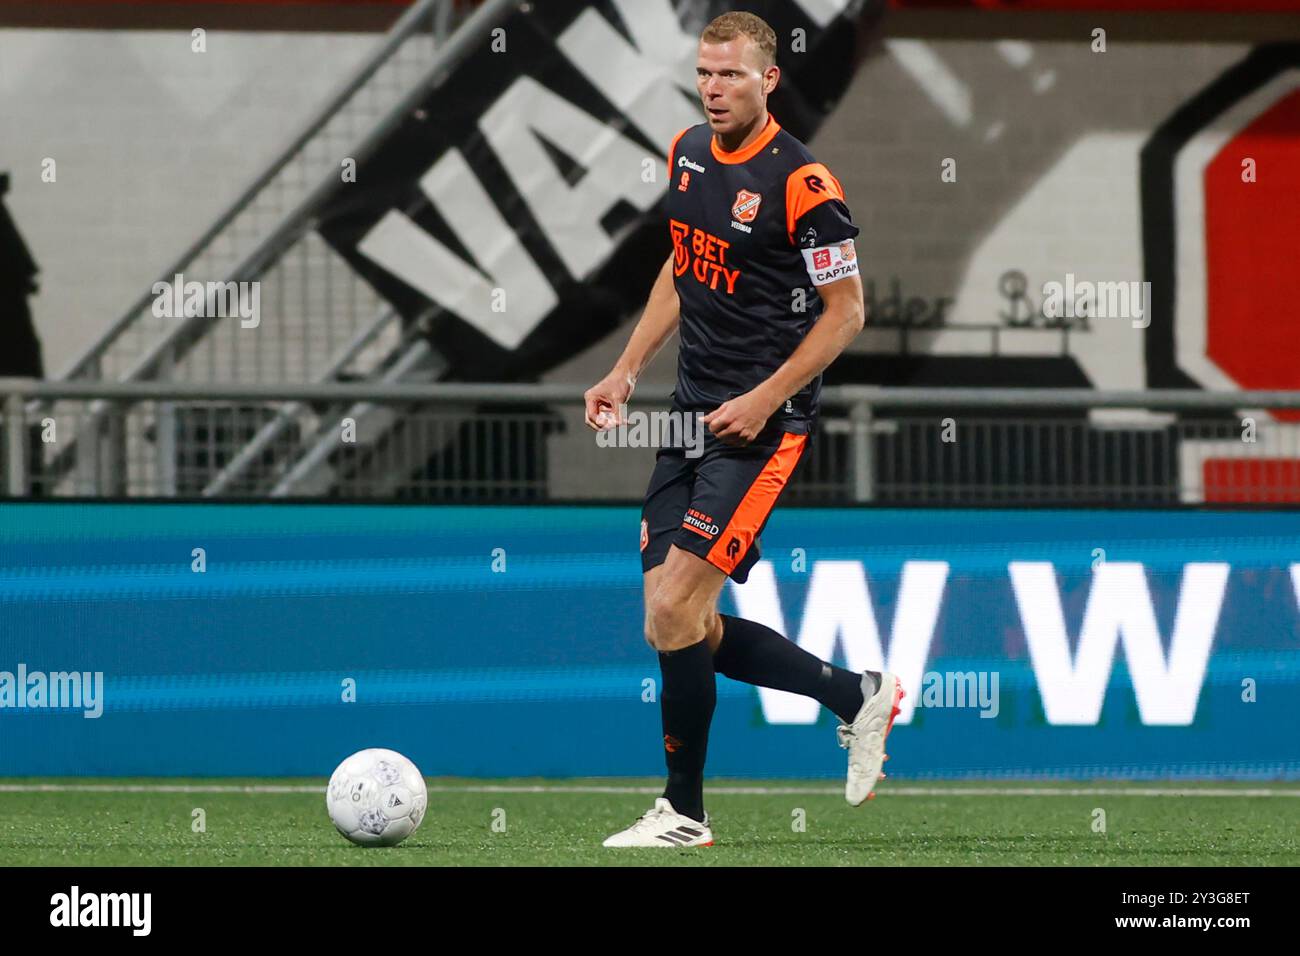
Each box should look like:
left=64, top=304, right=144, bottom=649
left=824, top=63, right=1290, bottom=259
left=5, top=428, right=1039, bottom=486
left=326, top=748, right=428, bottom=847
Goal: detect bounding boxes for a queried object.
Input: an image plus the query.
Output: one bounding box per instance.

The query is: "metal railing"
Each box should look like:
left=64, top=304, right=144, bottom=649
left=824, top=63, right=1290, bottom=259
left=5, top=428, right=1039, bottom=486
left=5, top=380, right=1300, bottom=505
left=56, top=0, right=483, bottom=389
left=38, top=0, right=520, bottom=495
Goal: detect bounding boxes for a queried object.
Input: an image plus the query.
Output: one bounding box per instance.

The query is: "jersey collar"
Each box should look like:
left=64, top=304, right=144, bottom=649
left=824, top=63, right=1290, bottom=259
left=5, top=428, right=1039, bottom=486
left=710, top=113, right=781, bottom=165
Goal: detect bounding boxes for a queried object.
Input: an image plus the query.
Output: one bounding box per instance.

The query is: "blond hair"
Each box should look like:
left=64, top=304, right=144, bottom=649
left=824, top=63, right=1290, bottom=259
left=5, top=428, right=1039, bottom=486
left=700, top=11, right=777, bottom=69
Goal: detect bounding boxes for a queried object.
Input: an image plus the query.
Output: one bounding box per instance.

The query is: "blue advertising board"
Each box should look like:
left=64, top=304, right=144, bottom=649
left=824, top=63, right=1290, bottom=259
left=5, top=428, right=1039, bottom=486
left=0, top=503, right=1296, bottom=779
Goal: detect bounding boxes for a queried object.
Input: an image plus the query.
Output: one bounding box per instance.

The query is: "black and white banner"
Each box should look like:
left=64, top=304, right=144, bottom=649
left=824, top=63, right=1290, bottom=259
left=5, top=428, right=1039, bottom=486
left=316, top=0, right=879, bottom=381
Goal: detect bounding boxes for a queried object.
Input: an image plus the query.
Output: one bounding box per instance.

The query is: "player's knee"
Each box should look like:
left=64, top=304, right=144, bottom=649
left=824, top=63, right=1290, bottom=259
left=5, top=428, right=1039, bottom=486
left=704, top=609, right=724, bottom=651
left=643, top=613, right=658, bottom=650
left=646, top=590, right=701, bottom=651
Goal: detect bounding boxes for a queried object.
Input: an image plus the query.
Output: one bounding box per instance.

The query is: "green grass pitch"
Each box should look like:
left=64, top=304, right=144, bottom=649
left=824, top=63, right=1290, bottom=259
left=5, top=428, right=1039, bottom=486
left=1, top=779, right=1296, bottom=866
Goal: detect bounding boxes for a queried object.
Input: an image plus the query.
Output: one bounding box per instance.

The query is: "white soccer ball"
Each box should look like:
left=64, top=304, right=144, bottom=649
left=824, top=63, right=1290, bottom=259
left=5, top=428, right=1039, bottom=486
left=326, top=748, right=428, bottom=847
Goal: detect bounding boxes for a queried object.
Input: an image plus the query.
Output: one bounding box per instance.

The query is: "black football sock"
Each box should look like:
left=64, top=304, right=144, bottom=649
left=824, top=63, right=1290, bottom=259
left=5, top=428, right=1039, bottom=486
left=658, top=640, right=716, bottom=823
left=713, top=614, right=879, bottom=724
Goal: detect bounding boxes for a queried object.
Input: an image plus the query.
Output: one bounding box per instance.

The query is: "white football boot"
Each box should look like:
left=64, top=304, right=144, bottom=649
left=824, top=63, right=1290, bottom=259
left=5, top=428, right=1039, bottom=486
left=602, top=797, right=713, bottom=848
left=838, top=671, right=905, bottom=806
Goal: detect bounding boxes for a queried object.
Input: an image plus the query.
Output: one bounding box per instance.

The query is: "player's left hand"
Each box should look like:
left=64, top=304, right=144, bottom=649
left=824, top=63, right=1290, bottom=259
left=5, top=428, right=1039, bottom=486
left=702, top=389, right=781, bottom=446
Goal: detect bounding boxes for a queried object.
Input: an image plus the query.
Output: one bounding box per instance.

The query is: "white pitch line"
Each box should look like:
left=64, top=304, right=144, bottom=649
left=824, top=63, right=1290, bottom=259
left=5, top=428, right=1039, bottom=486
left=421, top=785, right=1300, bottom=798
left=888, top=787, right=1300, bottom=798
left=0, top=784, right=1296, bottom=797
left=0, top=784, right=319, bottom=794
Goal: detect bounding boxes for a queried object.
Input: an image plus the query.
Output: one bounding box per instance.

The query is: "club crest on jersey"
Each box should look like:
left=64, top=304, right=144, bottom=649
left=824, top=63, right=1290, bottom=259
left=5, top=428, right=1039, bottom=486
left=731, top=189, right=762, bottom=224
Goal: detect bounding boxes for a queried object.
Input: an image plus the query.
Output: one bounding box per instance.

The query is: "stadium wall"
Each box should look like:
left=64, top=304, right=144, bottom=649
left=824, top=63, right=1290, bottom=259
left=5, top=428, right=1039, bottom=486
left=806, top=38, right=1300, bottom=396
left=0, top=27, right=377, bottom=375
left=1, top=502, right=1296, bottom=779
left=4, top=9, right=1298, bottom=382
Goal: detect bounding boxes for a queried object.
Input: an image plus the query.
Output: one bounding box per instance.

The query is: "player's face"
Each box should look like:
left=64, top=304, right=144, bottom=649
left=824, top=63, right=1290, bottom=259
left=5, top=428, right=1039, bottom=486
left=696, top=38, right=776, bottom=136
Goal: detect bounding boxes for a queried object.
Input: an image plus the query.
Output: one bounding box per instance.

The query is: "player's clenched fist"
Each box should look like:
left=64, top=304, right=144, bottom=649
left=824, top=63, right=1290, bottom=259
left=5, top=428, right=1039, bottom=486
left=702, top=388, right=781, bottom=446
left=584, top=369, right=635, bottom=431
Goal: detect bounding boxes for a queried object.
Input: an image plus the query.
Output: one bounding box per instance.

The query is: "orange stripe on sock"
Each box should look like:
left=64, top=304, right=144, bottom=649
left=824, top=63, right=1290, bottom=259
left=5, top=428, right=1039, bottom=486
left=706, top=432, right=808, bottom=575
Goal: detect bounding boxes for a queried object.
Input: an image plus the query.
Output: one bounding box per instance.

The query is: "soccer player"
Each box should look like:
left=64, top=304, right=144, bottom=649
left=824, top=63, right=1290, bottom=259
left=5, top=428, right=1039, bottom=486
left=584, top=12, right=903, bottom=848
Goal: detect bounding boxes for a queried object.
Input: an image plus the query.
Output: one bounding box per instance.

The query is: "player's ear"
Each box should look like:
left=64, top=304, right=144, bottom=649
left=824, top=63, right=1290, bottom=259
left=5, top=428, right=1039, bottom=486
left=764, top=65, right=780, bottom=94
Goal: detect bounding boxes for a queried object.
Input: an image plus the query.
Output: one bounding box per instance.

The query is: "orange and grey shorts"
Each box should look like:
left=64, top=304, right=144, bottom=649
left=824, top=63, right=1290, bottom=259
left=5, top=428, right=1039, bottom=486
left=639, top=424, right=810, bottom=584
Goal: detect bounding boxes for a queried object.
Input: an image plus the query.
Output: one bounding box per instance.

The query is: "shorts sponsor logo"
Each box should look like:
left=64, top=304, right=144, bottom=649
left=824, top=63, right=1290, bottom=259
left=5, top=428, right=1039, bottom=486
left=639, top=517, right=649, bottom=552
left=682, top=508, right=720, bottom=538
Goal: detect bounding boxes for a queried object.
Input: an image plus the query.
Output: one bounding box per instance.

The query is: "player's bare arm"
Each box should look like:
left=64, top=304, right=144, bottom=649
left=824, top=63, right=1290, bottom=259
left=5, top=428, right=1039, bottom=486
left=702, top=271, right=865, bottom=446
left=583, top=253, right=679, bottom=431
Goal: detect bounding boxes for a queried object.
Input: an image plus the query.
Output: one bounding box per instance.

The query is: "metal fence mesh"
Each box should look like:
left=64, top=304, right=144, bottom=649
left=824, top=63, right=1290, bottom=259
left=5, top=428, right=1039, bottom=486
left=59, top=0, right=465, bottom=389
left=5, top=388, right=1300, bottom=505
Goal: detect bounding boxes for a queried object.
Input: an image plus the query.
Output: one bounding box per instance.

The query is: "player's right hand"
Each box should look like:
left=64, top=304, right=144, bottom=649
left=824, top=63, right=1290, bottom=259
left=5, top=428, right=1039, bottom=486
left=584, top=369, right=635, bottom=431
